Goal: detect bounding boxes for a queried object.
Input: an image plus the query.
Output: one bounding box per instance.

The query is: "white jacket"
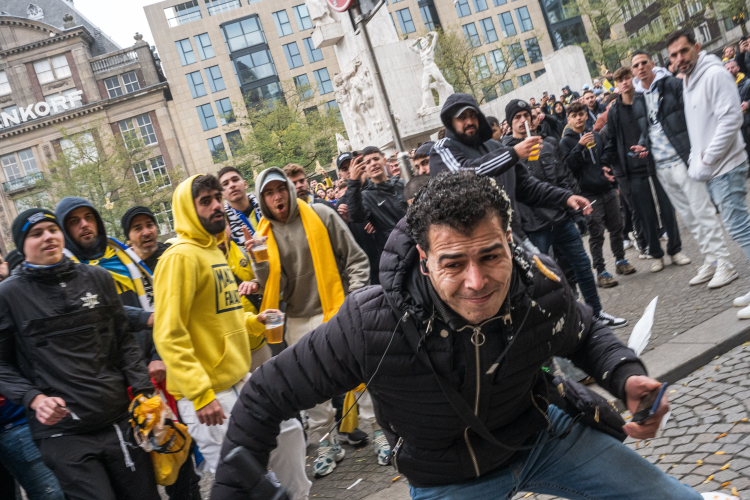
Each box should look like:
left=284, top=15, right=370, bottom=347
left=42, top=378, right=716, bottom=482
left=683, top=51, right=748, bottom=181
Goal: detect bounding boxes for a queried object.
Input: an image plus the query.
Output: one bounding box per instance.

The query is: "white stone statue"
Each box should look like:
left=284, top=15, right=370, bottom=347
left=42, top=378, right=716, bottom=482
left=410, top=32, right=454, bottom=117
left=305, top=0, right=334, bottom=27
left=353, top=64, right=384, bottom=134
left=333, top=76, right=366, bottom=145
left=335, top=133, right=351, bottom=154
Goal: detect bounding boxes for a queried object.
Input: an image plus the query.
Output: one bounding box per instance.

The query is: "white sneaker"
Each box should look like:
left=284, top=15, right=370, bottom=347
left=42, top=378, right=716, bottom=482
left=669, top=252, right=691, bottom=266
left=734, top=290, right=750, bottom=307
left=639, top=252, right=652, bottom=260
left=689, top=262, right=715, bottom=285
left=650, top=258, right=664, bottom=272
left=623, top=239, right=633, bottom=250
left=707, top=261, right=738, bottom=289
left=737, top=303, right=750, bottom=319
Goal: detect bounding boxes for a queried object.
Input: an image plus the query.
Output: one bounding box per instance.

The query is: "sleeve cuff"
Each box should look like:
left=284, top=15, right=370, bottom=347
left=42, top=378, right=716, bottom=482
left=22, top=389, right=43, bottom=410
left=245, top=312, right=267, bottom=337
left=608, top=360, right=648, bottom=401
left=192, top=389, right=217, bottom=411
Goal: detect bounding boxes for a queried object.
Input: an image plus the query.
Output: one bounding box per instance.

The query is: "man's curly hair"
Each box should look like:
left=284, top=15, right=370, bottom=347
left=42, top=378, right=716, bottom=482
left=406, top=171, right=512, bottom=252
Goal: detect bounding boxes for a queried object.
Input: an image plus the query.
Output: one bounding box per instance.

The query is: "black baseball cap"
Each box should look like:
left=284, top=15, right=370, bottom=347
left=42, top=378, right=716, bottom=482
left=336, top=152, right=353, bottom=170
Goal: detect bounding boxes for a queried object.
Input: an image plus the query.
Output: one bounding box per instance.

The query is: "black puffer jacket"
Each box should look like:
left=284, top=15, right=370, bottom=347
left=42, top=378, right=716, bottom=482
left=632, top=76, right=690, bottom=165
left=601, top=98, right=654, bottom=179
left=212, top=220, right=646, bottom=497
left=737, top=75, right=750, bottom=130
left=0, top=258, right=152, bottom=439
left=338, top=186, right=381, bottom=284
left=559, top=128, right=613, bottom=197
left=347, top=176, right=407, bottom=256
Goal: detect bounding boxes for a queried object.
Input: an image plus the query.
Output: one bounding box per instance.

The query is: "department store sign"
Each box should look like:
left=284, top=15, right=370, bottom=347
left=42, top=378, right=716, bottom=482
left=1, top=90, right=84, bottom=128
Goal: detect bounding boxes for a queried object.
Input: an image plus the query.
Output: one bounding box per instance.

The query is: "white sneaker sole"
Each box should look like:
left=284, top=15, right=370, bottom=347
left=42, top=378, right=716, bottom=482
left=707, top=269, right=739, bottom=289
left=738, top=305, right=750, bottom=319
left=734, top=298, right=750, bottom=307
left=689, top=270, right=715, bottom=286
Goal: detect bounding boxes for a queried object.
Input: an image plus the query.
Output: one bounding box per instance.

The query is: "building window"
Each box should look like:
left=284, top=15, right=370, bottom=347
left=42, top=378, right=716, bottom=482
left=621, top=5, right=632, bottom=22
left=515, top=7, right=533, bottom=32
left=638, top=25, right=649, bottom=37
left=205, top=0, right=240, bottom=16
left=283, top=42, right=304, bottom=69
left=630, top=0, right=644, bottom=15
left=234, top=50, right=277, bottom=85
left=197, top=103, right=218, bottom=131
left=696, top=21, right=711, bottom=43
left=651, top=16, right=665, bottom=33
left=122, top=72, right=140, bottom=93
left=396, top=8, right=416, bottom=34
left=509, top=42, right=526, bottom=68
left=215, top=98, right=235, bottom=124
left=134, top=156, right=170, bottom=188
left=455, top=0, right=472, bottom=18
left=303, top=38, right=323, bottom=63
left=1, top=149, right=38, bottom=182
left=165, top=0, right=202, bottom=27
left=272, top=10, right=294, bottom=37
left=473, top=0, right=488, bottom=11
left=479, top=18, right=498, bottom=43
left=0, top=71, right=10, bottom=96
left=137, top=114, right=157, bottom=145
left=243, top=82, right=284, bottom=109
left=176, top=39, right=196, bottom=66
left=195, top=33, right=215, bottom=60
left=324, top=100, right=339, bottom=112
left=186, top=71, right=207, bottom=98
left=33, top=54, right=71, bottom=84
left=489, top=48, right=507, bottom=74
left=686, top=0, right=702, bottom=17
left=294, top=74, right=314, bottom=100
left=420, top=6, right=436, bottom=30
left=473, top=55, right=491, bottom=79
left=499, top=12, right=517, bottom=37
left=303, top=106, right=319, bottom=118
left=313, top=68, right=333, bottom=95
left=60, top=132, right=98, bottom=167
left=668, top=5, right=683, bottom=25
left=155, top=202, right=174, bottom=235
left=207, top=136, right=227, bottom=162
left=483, top=85, right=498, bottom=102
left=518, top=73, right=531, bottom=86
left=224, top=17, right=265, bottom=52
left=44, top=89, right=82, bottom=115
left=105, top=76, right=123, bottom=98
left=119, top=114, right=157, bottom=149
left=493, top=0, right=507, bottom=5
left=226, top=130, right=243, bottom=156
left=534, top=68, right=546, bottom=77
left=293, top=4, right=313, bottom=30
left=462, top=23, right=481, bottom=47
left=205, top=66, right=226, bottom=92
left=525, top=37, right=542, bottom=63
left=500, top=79, right=514, bottom=94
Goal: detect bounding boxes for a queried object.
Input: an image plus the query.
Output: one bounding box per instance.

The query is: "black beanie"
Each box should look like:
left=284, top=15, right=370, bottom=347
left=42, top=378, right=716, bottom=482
left=12, top=209, right=60, bottom=256
left=4, top=249, right=23, bottom=271
left=121, top=206, right=157, bottom=237
left=505, top=99, right=531, bottom=128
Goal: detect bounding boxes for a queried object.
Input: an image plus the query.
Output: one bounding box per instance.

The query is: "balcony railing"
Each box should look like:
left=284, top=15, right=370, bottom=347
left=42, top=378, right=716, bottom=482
left=91, top=51, right=139, bottom=75
left=3, top=171, right=44, bottom=193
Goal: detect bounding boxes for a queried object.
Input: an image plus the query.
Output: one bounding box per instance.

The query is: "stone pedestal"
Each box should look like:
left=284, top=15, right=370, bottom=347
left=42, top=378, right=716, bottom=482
left=311, top=22, right=344, bottom=48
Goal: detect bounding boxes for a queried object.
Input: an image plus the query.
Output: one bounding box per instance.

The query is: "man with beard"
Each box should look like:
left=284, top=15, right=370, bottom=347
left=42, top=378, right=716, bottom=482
left=218, top=167, right=262, bottom=246
left=121, top=207, right=171, bottom=274
left=582, top=89, right=607, bottom=132
left=284, top=163, right=337, bottom=210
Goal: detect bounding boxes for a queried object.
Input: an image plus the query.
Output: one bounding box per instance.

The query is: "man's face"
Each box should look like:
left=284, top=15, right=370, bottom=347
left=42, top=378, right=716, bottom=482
left=569, top=110, right=587, bottom=131
left=65, top=207, right=99, bottom=249
left=584, top=93, right=595, bottom=108
left=491, top=124, right=503, bottom=141
left=531, top=109, right=542, bottom=129
left=631, top=54, right=654, bottom=83
left=338, top=159, right=351, bottom=180
left=363, top=152, right=387, bottom=180
left=24, top=221, right=64, bottom=266
left=288, top=172, right=310, bottom=199
left=128, top=214, right=159, bottom=257
left=726, top=60, right=740, bottom=77
left=388, top=160, right=401, bottom=177
left=669, top=36, right=701, bottom=74
left=326, top=188, right=335, bottom=199
left=511, top=110, right=531, bottom=137
left=414, top=155, right=430, bottom=175
left=219, top=172, right=248, bottom=204
left=418, top=214, right=513, bottom=325
left=310, top=180, right=318, bottom=192
left=452, top=108, right=479, bottom=137
left=529, top=98, right=536, bottom=106
left=594, top=80, right=602, bottom=88
left=562, top=88, right=569, bottom=96
left=262, top=180, right=290, bottom=222
left=606, top=72, right=613, bottom=80
left=616, top=75, right=634, bottom=94
left=194, top=188, right=225, bottom=235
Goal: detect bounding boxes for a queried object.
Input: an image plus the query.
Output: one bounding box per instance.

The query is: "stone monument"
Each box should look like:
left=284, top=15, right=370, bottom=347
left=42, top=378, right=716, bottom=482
left=335, top=133, right=351, bottom=154
left=410, top=32, right=454, bottom=117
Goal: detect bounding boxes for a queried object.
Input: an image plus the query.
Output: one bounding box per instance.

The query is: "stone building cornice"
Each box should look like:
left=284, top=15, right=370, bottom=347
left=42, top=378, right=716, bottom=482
left=0, top=17, right=94, bottom=57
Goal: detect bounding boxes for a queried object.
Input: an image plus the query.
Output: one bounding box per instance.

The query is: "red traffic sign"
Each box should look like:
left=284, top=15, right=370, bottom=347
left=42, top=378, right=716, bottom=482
left=326, top=0, right=354, bottom=12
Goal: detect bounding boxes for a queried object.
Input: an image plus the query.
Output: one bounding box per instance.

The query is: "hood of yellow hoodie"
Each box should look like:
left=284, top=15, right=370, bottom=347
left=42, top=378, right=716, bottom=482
left=255, top=167, right=300, bottom=227
left=171, top=174, right=224, bottom=249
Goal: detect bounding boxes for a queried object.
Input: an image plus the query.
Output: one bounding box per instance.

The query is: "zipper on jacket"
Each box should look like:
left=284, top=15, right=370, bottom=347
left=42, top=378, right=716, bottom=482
left=464, top=427, right=481, bottom=477
left=531, top=393, right=552, bottom=430
left=391, top=437, right=404, bottom=472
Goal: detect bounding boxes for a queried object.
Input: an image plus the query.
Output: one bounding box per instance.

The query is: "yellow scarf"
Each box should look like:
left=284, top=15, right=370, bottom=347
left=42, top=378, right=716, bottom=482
left=737, top=72, right=746, bottom=85
left=258, top=202, right=345, bottom=321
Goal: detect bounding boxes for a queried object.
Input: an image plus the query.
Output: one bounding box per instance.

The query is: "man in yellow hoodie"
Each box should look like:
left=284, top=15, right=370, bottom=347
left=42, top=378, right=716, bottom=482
left=153, top=174, right=310, bottom=498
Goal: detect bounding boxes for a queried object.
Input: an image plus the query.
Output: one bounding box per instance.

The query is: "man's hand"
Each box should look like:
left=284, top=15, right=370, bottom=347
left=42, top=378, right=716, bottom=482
left=238, top=281, right=259, bottom=296
left=244, top=236, right=256, bottom=261
left=623, top=376, right=670, bottom=440
left=513, top=136, right=543, bottom=159
left=578, top=132, right=594, bottom=146
left=567, top=195, right=593, bottom=215
left=148, top=360, right=167, bottom=383
left=256, top=308, right=281, bottom=325
left=630, top=145, right=648, bottom=159
left=196, top=399, right=226, bottom=426
left=365, top=222, right=376, bottom=234
left=350, top=155, right=366, bottom=182
left=741, top=39, right=749, bottom=53
left=337, top=203, right=349, bottom=223
left=30, top=395, right=69, bottom=425
left=742, top=102, right=749, bottom=112
left=603, top=166, right=615, bottom=183
left=147, top=313, right=155, bottom=328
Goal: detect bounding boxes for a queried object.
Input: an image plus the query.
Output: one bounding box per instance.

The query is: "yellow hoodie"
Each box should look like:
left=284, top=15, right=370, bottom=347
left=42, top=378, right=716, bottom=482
left=153, top=175, right=265, bottom=410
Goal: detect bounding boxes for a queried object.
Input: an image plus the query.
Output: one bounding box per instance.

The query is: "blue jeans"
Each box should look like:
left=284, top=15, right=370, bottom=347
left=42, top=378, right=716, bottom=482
left=410, top=405, right=700, bottom=500
left=527, top=220, right=601, bottom=315
left=0, top=424, right=64, bottom=500
left=707, top=162, right=750, bottom=263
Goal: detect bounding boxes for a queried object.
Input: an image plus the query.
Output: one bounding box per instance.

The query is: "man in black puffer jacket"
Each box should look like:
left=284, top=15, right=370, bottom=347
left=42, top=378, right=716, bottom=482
left=212, top=172, right=702, bottom=500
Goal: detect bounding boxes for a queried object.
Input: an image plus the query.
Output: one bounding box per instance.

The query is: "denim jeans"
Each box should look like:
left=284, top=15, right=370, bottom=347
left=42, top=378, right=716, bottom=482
left=410, top=405, right=701, bottom=500
left=707, top=162, right=750, bottom=263
left=527, top=220, right=601, bottom=315
left=0, top=424, right=64, bottom=500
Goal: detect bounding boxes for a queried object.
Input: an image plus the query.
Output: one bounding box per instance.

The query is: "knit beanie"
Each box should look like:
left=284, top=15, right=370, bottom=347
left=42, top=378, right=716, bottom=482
left=12, top=209, right=60, bottom=256
left=4, top=249, right=23, bottom=272
left=505, top=99, right=531, bottom=127
left=121, top=206, right=157, bottom=237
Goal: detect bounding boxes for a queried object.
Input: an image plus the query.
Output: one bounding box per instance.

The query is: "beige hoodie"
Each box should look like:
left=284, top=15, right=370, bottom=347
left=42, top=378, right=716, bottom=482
left=252, top=167, right=370, bottom=318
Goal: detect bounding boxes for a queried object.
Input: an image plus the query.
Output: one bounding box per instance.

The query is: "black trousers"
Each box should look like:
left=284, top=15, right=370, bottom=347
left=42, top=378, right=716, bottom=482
left=586, top=189, right=625, bottom=273
left=627, top=175, right=681, bottom=259
left=36, top=418, right=160, bottom=500
left=619, top=188, right=647, bottom=250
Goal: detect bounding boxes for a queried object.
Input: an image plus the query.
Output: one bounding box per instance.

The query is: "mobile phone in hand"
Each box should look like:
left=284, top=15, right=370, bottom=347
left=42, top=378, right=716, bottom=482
left=632, top=382, right=668, bottom=425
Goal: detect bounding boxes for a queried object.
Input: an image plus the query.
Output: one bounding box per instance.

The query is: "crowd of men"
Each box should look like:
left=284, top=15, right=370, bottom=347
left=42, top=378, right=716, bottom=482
left=0, top=26, right=748, bottom=500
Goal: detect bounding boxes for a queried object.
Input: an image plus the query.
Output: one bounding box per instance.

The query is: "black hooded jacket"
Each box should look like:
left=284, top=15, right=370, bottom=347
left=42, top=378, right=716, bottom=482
left=0, top=258, right=152, bottom=439
left=347, top=176, right=407, bottom=257
left=211, top=219, right=646, bottom=497
left=601, top=97, right=654, bottom=179
left=559, top=128, right=614, bottom=198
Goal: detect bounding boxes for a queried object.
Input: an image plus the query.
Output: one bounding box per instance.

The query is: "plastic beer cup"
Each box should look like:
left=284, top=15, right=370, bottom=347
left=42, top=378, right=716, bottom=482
left=264, top=311, right=285, bottom=344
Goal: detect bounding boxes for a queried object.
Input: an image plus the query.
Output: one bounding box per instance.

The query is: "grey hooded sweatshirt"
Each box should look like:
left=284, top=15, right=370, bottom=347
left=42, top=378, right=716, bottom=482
left=252, top=167, right=370, bottom=318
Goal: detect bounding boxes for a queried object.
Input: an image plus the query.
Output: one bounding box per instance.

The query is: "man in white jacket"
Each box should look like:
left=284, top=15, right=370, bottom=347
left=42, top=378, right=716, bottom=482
left=667, top=28, right=750, bottom=319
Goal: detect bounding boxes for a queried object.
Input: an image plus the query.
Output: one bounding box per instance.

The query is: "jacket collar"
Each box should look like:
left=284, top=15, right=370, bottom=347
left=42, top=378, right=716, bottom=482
left=17, top=256, right=77, bottom=283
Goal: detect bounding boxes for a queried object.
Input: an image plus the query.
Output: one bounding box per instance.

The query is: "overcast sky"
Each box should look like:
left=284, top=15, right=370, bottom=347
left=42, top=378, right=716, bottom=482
left=74, top=0, right=157, bottom=50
